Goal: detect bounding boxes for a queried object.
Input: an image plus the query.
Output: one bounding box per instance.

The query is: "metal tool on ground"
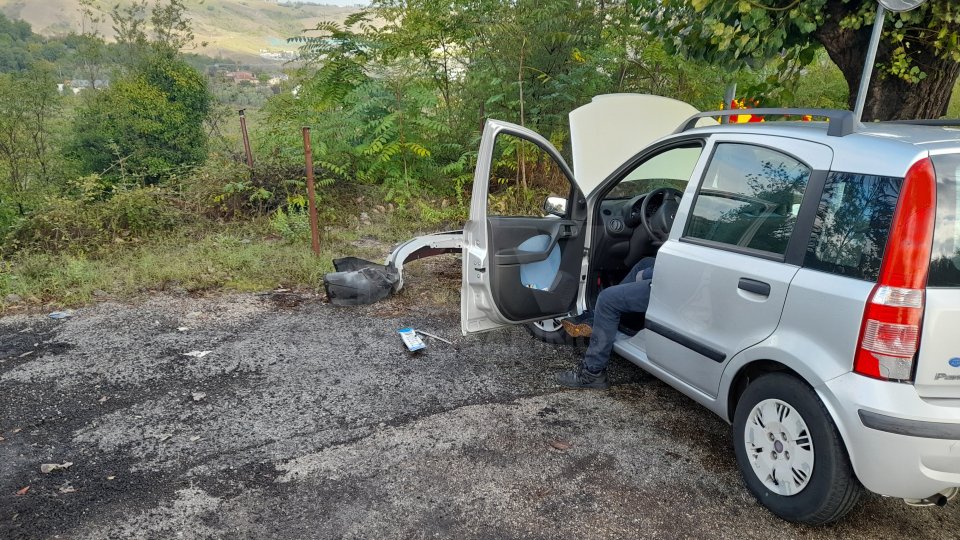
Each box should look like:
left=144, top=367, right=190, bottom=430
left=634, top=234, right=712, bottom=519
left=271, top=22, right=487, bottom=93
left=416, top=330, right=452, bottom=345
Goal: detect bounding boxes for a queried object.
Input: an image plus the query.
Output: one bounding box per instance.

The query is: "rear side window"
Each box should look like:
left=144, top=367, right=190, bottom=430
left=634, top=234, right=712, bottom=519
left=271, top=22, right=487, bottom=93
left=685, top=143, right=811, bottom=256
left=929, top=154, right=960, bottom=287
left=804, top=172, right=901, bottom=282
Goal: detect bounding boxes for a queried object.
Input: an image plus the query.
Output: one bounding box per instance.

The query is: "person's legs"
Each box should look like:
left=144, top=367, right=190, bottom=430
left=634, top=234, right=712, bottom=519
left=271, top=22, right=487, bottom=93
left=562, top=257, right=656, bottom=338
left=582, top=277, right=652, bottom=373
left=557, top=277, right=652, bottom=389
left=620, top=256, right=655, bottom=285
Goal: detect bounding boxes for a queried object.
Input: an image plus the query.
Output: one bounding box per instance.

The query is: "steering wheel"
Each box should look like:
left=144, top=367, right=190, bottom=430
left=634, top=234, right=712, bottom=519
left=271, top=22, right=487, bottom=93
left=639, top=187, right=683, bottom=243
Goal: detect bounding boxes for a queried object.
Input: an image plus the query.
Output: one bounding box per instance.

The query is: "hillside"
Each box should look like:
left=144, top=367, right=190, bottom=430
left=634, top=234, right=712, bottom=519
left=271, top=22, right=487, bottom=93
left=0, top=0, right=362, bottom=60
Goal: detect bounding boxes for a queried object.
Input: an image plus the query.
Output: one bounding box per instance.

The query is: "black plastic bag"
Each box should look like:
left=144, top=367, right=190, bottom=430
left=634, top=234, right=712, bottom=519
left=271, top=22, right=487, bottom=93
left=323, top=257, right=400, bottom=306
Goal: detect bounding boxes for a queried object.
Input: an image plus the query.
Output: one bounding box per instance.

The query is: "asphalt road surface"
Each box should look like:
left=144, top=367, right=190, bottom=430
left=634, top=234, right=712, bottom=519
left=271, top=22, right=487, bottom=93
left=2, top=269, right=958, bottom=539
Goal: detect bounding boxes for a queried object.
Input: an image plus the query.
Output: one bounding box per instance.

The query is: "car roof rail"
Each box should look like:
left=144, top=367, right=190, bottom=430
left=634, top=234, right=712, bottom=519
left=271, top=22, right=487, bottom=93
left=676, top=108, right=857, bottom=137
left=883, top=119, right=960, bottom=127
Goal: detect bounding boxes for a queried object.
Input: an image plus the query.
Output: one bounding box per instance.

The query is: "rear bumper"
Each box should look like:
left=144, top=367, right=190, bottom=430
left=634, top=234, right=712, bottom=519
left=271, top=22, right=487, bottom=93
left=820, top=373, right=960, bottom=499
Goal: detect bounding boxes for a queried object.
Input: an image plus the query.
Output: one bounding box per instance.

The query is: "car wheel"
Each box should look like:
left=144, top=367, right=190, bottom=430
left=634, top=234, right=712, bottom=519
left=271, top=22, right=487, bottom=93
left=732, top=372, right=862, bottom=525
left=524, top=318, right=577, bottom=345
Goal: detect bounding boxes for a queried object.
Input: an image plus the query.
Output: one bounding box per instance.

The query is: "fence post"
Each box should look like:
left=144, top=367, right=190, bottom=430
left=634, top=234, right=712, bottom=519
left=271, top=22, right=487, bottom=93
left=238, top=109, right=254, bottom=169
left=302, top=126, right=321, bottom=256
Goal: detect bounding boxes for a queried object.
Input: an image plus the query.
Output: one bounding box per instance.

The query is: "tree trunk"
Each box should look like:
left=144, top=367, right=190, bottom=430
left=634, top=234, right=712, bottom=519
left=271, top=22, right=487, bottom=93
left=815, top=3, right=960, bottom=121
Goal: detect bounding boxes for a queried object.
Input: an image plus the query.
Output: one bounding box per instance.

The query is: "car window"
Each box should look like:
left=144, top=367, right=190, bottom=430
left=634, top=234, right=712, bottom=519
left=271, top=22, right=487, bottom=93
left=804, top=172, right=902, bottom=282
left=487, top=133, right=572, bottom=217
left=605, top=145, right=702, bottom=199
left=929, top=154, right=960, bottom=287
left=684, top=143, right=812, bottom=256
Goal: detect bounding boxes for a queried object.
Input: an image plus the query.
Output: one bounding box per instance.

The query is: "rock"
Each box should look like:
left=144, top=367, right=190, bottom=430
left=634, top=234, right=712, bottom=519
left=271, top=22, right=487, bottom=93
left=4, top=293, right=22, bottom=304
left=191, top=392, right=207, bottom=402
left=548, top=439, right=572, bottom=451
left=92, top=290, right=108, bottom=298
left=40, top=462, right=73, bottom=474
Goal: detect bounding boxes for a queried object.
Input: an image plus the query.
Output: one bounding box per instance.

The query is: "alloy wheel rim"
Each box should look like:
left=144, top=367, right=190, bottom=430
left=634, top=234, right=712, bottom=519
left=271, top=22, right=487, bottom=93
left=744, top=398, right=815, bottom=496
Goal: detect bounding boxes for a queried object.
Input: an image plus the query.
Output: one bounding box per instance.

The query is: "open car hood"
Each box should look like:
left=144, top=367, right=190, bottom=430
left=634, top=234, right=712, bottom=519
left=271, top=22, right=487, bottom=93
left=569, top=94, right=713, bottom=197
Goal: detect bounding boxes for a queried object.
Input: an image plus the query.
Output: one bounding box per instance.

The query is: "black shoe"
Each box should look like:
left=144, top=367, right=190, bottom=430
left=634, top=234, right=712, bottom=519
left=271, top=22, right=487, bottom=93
left=561, top=312, right=594, bottom=338
left=556, top=364, right=610, bottom=390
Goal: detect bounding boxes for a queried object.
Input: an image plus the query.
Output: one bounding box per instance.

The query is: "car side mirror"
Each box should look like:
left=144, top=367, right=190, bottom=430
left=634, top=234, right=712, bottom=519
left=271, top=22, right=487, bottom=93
left=543, top=196, right=567, bottom=217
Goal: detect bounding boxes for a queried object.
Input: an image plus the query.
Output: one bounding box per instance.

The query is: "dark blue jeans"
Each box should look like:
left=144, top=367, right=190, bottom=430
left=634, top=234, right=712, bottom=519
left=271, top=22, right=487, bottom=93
left=583, top=258, right=655, bottom=373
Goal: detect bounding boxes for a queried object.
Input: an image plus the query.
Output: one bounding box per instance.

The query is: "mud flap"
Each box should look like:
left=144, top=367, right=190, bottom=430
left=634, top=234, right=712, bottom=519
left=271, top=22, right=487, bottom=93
left=323, top=257, right=400, bottom=306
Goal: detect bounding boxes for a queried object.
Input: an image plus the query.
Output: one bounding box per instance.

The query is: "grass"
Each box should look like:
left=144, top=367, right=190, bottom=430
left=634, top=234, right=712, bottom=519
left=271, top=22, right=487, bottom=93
left=1, top=224, right=327, bottom=308
left=0, top=195, right=468, bottom=312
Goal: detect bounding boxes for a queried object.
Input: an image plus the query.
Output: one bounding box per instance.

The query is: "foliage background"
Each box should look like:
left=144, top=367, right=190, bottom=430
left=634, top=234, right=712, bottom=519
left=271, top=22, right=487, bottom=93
left=0, top=0, right=956, bottom=308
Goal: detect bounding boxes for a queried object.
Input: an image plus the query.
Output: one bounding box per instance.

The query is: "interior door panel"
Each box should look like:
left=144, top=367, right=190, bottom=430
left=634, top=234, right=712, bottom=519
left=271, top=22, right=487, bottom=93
left=487, top=217, right=585, bottom=321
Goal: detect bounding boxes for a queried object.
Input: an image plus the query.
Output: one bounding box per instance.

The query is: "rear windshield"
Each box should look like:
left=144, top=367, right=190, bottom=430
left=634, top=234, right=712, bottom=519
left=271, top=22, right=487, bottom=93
left=929, top=154, right=960, bottom=287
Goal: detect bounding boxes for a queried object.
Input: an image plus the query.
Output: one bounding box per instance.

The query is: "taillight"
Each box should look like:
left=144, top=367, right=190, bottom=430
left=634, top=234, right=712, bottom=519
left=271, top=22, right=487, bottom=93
left=854, top=158, right=937, bottom=382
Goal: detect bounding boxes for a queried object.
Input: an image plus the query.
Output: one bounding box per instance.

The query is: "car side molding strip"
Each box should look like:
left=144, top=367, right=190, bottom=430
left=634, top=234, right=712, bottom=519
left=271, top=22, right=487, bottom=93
left=858, top=410, right=960, bottom=440
left=645, top=319, right=727, bottom=363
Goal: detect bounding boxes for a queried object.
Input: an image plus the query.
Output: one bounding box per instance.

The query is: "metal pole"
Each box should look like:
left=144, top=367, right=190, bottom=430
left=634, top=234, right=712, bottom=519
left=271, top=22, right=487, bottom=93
left=854, top=5, right=887, bottom=123
left=722, top=83, right=737, bottom=124
left=239, top=109, right=254, bottom=168
left=302, top=127, right=321, bottom=256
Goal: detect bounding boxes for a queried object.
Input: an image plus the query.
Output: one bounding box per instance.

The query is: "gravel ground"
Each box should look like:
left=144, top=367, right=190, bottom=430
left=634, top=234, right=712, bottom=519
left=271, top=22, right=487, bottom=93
left=1, top=257, right=958, bottom=539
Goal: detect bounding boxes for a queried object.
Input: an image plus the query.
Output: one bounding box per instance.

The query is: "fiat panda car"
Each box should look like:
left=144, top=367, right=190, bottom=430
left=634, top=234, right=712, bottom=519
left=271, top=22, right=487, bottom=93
left=387, top=94, right=960, bottom=524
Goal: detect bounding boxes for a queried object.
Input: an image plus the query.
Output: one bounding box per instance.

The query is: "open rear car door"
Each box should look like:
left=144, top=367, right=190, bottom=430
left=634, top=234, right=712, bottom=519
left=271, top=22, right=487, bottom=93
left=461, top=120, right=585, bottom=334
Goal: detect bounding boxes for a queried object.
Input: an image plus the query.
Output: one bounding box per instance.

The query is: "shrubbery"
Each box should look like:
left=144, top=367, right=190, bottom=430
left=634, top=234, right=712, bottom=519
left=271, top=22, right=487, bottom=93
left=68, top=52, right=211, bottom=186
left=4, top=188, right=185, bottom=254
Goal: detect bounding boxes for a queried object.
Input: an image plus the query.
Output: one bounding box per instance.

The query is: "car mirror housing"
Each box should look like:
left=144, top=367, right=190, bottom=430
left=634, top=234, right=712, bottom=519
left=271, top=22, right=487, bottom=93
left=543, top=196, right=567, bottom=217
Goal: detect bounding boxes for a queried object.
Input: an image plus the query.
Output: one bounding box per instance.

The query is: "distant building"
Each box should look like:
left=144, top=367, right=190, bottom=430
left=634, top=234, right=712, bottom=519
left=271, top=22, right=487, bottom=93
left=258, top=49, right=299, bottom=61
left=225, top=71, right=256, bottom=84
left=61, top=79, right=110, bottom=94
left=268, top=73, right=289, bottom=86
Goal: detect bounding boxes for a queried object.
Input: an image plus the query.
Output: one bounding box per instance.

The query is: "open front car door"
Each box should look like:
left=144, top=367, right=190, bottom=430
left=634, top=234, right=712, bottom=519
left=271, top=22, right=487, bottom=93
left=461, top=120, right=586, bottom=335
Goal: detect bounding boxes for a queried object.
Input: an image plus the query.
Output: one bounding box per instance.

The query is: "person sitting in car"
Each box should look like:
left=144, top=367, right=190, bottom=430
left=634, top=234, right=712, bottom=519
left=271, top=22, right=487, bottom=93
left=557, top=257, right=655, bottom=389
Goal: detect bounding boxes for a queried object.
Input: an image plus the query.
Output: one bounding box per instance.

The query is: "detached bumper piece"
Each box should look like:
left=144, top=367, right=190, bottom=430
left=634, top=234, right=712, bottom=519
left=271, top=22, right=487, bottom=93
left=323, top=257, right=400, bottom=306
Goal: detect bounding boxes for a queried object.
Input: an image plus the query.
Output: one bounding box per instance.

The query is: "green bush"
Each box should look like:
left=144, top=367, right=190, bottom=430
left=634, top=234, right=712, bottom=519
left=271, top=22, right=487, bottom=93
left=4, top=187, right=185, bottom=254
left=68, top=51, right=211, bottom=185
left=180, top=157, right=308, bottom=218
left=269, top=205, right=311, bottom=242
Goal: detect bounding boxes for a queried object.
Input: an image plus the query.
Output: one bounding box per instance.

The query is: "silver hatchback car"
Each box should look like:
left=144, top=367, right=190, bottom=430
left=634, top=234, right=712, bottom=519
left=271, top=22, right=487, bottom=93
left=389, top=94, right=960, bottom=524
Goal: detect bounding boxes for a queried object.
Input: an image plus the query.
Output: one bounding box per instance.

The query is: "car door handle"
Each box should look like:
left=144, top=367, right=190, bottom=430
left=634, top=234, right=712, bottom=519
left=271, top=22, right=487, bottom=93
left=738, top=278, right=771, bottom=297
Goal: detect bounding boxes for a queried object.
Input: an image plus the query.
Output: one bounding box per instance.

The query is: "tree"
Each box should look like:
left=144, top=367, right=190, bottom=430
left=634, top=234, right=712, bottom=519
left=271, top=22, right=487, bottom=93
left=639, top=0, right=960, bottom=120
left=0, top=66, right=60, bottom=192
left=69, top=53, right=211, bottom=184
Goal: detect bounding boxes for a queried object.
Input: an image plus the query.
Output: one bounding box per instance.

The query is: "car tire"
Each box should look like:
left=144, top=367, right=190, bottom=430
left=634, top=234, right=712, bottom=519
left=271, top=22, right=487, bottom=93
left=524, top=319, right=577, bottom=345
left=732, top=372, right=862, bottom=525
